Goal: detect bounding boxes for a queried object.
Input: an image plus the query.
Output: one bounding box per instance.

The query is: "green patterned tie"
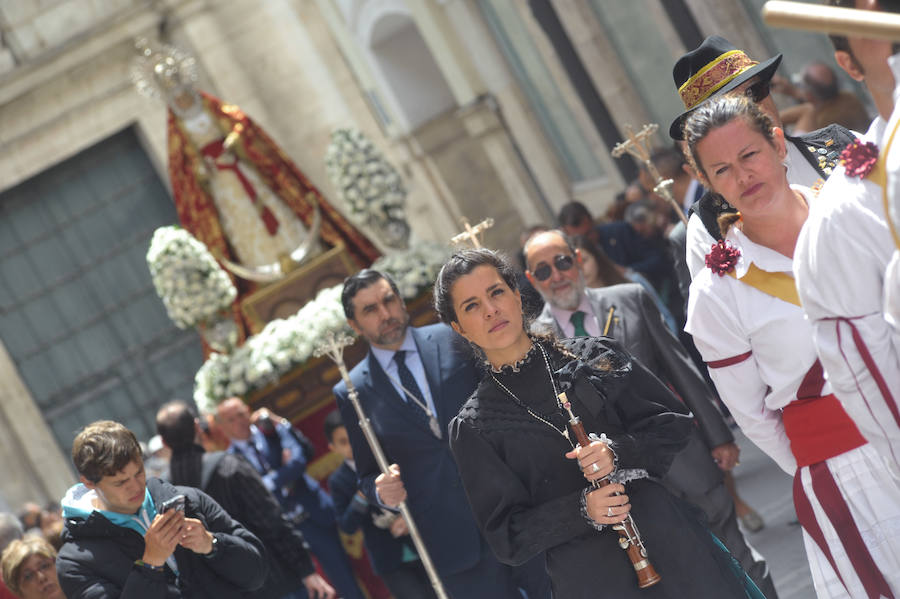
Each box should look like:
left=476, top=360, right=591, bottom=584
left=570, top=310, right=589, bottom=337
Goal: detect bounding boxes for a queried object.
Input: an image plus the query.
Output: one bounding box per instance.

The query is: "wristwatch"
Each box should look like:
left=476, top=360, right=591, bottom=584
left=204, top=533, right=219, bottom=558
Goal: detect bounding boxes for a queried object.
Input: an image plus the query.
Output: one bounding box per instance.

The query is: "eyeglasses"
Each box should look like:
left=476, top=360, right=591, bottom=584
left=744, top=79, right=771, bottom=104
left=531, top=254, right=575, bottom=282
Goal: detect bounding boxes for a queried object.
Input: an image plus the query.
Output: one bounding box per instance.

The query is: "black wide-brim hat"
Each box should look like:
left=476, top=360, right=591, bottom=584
left=669, top=35, right=782, bottom=140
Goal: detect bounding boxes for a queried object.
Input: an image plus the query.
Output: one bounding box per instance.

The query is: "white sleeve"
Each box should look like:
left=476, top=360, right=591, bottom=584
left=686, top=213, right=715, bottom=279
left=685, top=275, right=797, bottom=474
left=795, top=188, right=900, bottom=464
left=886, top=82, right=900, bottom=335
left=885, top=251, right=900, bottom=332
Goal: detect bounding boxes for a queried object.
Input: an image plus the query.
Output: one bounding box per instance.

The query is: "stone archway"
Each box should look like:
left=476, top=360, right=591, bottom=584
left=356, top=1, right=456, bottom=132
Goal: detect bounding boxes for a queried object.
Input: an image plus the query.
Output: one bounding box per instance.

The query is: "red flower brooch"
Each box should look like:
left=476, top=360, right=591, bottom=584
left=839, top=139, right=879, bottom=178
left=705, top=240, right=741, bottom=276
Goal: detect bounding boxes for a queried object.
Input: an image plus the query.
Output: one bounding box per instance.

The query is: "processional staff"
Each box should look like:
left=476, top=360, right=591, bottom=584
left=314, top=333, right=449, bottom=599
left=762, top=0, right=900, bottom=41
left=451, top=217, right=495, bottom=249
left=612, top=124, right=689, bottom=226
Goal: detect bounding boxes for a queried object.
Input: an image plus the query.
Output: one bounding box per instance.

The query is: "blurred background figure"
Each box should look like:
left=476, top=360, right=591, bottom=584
left=325, top=410, right=437, bottom=599
left=0, top=513, right=24, bottom=599
left=557, top=201, right=599, bottom=244
left=773, top=61, right=871, bottom=134
left=571, top=234, right=679, bottom=335
left=14, top=508, right=39, bottom=541
left=1, top=537, right=64, bottom=599
left=143, top=434, right=171, bottom=480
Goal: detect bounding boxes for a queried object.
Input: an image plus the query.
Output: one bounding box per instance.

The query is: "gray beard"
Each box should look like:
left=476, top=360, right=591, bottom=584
left=539, top=273, right=586, bottom=312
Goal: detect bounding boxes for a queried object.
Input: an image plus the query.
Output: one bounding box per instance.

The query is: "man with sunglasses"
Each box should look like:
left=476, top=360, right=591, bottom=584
left=525, top=229, right=778, bottom=599
left=669, top=35, right=857, bottom=278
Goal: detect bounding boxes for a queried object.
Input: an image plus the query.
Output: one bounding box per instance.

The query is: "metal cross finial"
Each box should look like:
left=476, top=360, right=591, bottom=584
left=611, top=123, right=688, bottom=225
left=314, top=331, right=357, bottom=384
left=450, top=217, right=495, bottom=248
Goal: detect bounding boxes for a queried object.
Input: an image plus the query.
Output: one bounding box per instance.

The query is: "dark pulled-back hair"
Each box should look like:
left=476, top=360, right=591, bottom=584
left=683, top=95, right=776, bottom=236
left=433, top=248, right=519, bottom=324
left=341, top=269, right=401, bottom=320
left=72, top=421, right=143, bottom=483
left=683, top=94, right=775, bottom=181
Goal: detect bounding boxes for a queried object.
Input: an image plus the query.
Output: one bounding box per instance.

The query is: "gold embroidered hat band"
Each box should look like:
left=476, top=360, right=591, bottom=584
left=669, top=36, right=782, bottom=140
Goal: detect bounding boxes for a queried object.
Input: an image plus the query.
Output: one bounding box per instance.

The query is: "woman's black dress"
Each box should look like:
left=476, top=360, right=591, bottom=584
left=449, top=336, right=755, bottom=599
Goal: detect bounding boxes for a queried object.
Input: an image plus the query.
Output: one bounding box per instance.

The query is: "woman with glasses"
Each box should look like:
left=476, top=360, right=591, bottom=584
left=683, top=93, right=900, bottom=598
left=433, top=247, right=764, bottom=598
left=1, top=538, right=64, bottom=599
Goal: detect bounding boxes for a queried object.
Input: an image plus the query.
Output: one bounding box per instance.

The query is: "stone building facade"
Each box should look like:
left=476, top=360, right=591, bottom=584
left=0, top=0, right=842, bottom=508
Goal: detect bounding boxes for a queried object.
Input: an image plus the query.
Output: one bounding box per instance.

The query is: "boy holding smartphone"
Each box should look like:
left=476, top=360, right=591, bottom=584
left=57, top=420, right=268, bottom=598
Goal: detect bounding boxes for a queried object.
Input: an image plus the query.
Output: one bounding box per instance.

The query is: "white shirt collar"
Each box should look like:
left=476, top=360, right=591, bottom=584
left=548, top=293, right=597, bottom=336
left=890, top=52, right=900, bottom=106
left=864, top=111, right=888, bottom=145
left=371, top=328, right=416, bottom=372
left=726, top=184, right=813, bottom=276
left=230, top=425, right=259, bottom=449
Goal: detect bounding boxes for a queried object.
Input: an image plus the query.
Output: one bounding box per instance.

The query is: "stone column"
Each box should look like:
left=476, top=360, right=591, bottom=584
left=681, top=0, right=770, bottom=61
left=549, top=0, right=653, bottom=142
left=0, top=341, right=72, bottom=509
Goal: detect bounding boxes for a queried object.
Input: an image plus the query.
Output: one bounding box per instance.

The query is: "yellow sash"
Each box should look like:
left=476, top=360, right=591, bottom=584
left=727, top=264, right=801, bottom=307
left=866, top=118, right=900, bottom=249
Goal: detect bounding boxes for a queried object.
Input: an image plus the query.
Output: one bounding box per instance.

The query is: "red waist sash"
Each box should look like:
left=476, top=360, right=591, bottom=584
left=782, top=394, right=867, bottom=467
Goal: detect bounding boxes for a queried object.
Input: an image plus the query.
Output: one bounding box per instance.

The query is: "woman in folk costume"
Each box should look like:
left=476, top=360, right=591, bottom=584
left=434, top=248, right=764, bottom=599
left=683, top=94, right=900, bottom=599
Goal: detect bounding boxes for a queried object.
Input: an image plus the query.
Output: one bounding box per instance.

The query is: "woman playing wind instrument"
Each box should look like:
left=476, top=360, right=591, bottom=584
left=433, top=248, right=763, bottom=598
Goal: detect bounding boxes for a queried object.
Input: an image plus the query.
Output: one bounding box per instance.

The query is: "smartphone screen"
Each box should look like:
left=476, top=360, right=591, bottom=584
left=160, top=494, right=185, bottom=513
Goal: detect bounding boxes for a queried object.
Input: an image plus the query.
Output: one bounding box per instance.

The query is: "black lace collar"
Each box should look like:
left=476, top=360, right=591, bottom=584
left=488, top=340, right=540, bottom=374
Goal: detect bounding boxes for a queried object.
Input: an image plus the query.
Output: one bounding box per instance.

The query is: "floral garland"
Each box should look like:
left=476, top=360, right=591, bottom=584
left=193, top=242, right=452, bottom=413
left=147, top=226, right=237, bottom=329
left=324, top=128, right=410, bottom=247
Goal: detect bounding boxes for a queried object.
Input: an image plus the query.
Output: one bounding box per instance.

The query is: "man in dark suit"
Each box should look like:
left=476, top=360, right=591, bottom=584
left=332, top=269, right=550, bottom=599
left=525, top=229, right=778, bottom=599
left=156, top=401, right=335, bottom=599
left=215, top=398, right=365, bottom=599
left=324, top=409, right=436, bottom=599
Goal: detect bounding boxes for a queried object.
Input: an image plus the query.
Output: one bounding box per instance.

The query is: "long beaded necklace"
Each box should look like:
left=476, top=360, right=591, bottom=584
left=490, top=342, right=574, bottom=448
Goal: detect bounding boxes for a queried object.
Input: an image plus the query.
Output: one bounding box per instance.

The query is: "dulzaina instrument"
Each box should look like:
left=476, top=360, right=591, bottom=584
left=559, top=391, right=662, bottom=589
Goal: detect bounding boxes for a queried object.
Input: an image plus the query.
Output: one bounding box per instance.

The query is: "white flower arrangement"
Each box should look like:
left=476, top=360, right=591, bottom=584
left=147, top=226, right=236, bottom=329
left=324, top=128, right=410, bottom=248
left=193, top=242, right=451, bottom=413
left=372, top=241, right=452, bottom=299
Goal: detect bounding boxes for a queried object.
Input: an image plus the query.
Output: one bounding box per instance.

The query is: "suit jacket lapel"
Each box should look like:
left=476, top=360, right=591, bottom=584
left=589, top=289, right=627, bottom=340
left=412, top=327, right=446, bottom=425
left=537, top=304, right=565, bottom=338
left=363, top=349, right=423, bottom=427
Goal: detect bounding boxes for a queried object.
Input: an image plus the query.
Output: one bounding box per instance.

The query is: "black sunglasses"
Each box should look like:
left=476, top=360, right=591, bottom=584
left=531, top=254, right=575, bottom=282
left=744, top=79, right=771, bottom=104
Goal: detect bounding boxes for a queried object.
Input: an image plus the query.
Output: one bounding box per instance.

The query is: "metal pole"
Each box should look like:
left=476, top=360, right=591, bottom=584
left=763, top=1, right=900, bottom=41
left=316, top=334, right=450, bottom=599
